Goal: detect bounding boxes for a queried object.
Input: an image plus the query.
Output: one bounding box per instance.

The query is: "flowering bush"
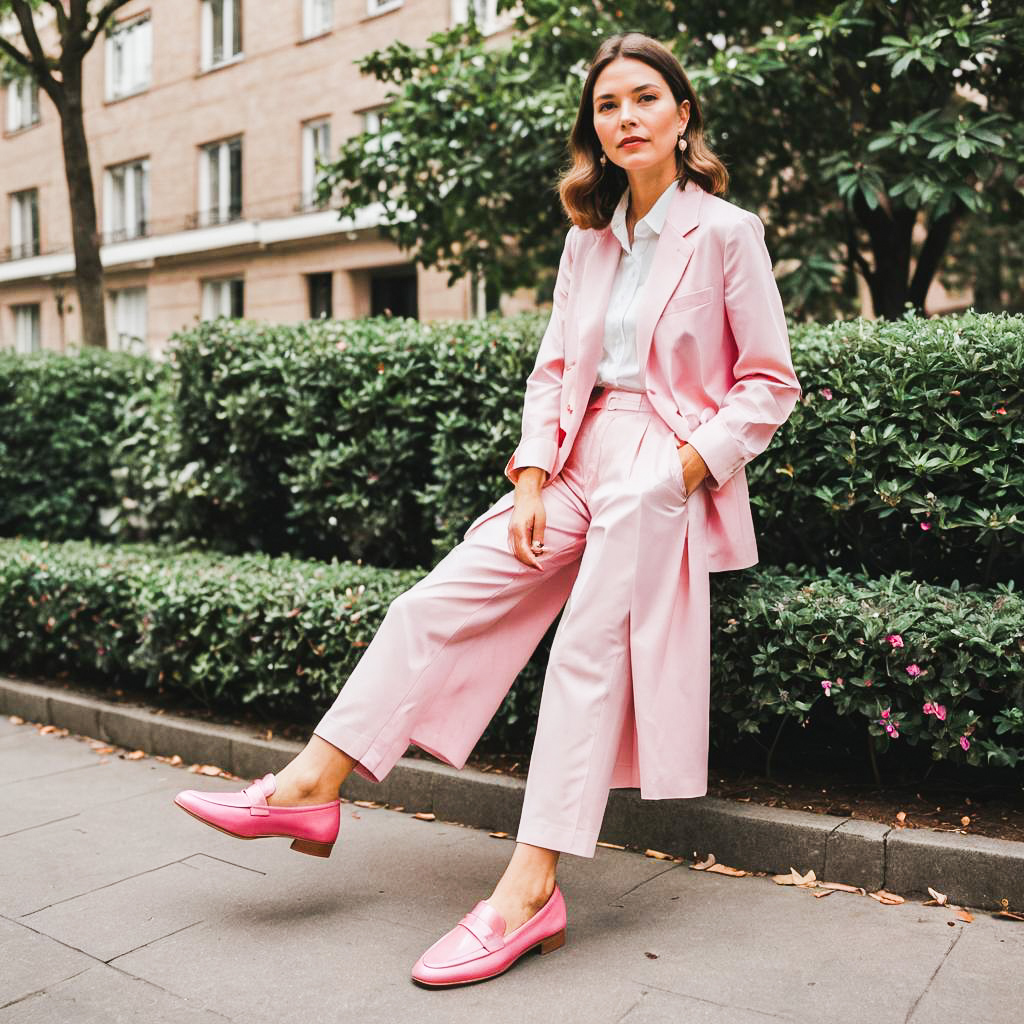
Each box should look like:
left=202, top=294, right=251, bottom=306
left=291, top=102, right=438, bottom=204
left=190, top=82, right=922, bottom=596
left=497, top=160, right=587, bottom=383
left=710, top=564, right=1024, bottom=770
left=2, top=538, right=1020, bottom=772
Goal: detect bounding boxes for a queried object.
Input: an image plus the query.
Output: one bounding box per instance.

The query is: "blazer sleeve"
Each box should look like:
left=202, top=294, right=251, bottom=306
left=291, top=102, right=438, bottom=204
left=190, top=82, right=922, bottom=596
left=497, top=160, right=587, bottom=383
left=683, top=211, right=802, bottom=492
left=503, top=224, right=579, bottom=486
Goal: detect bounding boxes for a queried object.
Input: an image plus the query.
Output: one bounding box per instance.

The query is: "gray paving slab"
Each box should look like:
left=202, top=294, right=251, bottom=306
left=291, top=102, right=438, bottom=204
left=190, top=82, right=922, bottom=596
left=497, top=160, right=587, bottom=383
left=2, top=705, right=1023, bottom=1023
left=0, top=963, right=234, bottom=1024
left=0, top=916, right=93, bottom=1009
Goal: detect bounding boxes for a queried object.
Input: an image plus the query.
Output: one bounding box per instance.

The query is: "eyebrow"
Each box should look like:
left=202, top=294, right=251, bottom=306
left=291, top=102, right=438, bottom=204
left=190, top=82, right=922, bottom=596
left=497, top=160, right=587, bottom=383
left=595, top=83, right=661, bottom=101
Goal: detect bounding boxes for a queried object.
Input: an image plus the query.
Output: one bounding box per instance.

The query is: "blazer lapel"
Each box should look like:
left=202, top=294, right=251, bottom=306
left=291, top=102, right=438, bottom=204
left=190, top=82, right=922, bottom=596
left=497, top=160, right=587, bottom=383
left=570, top=178, right=705, bottom=388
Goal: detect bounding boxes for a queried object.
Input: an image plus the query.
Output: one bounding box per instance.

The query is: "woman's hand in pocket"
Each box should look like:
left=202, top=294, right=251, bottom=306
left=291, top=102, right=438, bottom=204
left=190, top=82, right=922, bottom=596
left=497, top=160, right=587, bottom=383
left=677, top=442, right=709, bottom=498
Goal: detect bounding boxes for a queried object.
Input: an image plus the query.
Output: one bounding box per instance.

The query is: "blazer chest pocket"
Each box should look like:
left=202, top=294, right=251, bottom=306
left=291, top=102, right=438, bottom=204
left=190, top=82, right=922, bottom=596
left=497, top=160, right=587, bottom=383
left=662, top=285, right=714, bottom=316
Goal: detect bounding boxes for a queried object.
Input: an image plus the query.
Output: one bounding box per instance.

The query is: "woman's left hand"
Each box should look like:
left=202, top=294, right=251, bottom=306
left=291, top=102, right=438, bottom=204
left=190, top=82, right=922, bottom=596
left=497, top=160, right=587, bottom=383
left=677, top=442, right=709, bottom=498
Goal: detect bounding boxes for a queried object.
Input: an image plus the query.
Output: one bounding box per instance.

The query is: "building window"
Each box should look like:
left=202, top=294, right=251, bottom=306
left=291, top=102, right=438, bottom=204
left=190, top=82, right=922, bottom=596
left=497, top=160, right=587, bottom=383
left=301, top=118, right=331, bottom=210
left=198, top=137, right=242, bottom=226
left=363, top=106, right=401, bottom=155
left=202, top=278, right=244, bottom=319
left=108, top=287, right=148, bottom=352
left=9, top=188, right=39, bottom=259
left=105, top=14, right=151, bottom=100
left=5, top=75, right=39, bottom=132
left=104, top=159, right=150, bottom=242
left=12, top=304, right=41, bottom=353
left=367, top=0, right=403, bottom=15
left=303, top=0, right=333, bottom=38
left=201, top=0, right=243, bottom=71
left=308, top=273, right=332, bottom=319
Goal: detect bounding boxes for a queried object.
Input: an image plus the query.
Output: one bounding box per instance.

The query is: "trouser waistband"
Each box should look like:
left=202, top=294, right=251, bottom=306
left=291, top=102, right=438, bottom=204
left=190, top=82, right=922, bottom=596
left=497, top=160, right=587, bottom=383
left=586, top=385, right=656, bottom=413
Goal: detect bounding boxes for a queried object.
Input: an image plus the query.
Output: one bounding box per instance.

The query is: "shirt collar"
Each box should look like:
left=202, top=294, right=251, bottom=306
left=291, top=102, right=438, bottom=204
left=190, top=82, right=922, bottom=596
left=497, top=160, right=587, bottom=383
left=610, top=178, right=680, bottom=254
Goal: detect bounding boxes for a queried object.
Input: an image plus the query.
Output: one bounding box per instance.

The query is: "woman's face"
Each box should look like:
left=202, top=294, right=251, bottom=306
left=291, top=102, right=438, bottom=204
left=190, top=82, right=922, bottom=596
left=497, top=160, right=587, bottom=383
left=591, top=57, right=689, bottom=177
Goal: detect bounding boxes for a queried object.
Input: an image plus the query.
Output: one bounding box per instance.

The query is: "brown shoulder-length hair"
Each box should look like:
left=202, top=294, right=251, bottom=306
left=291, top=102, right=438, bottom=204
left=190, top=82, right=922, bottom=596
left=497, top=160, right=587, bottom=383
left=559, top=33, right=729, bottom=230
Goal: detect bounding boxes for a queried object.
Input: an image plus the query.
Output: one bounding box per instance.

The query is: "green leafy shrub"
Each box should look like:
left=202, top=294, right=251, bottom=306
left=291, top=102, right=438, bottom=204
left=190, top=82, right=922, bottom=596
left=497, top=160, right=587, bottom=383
left=2, top=537, right=1019, bottom=772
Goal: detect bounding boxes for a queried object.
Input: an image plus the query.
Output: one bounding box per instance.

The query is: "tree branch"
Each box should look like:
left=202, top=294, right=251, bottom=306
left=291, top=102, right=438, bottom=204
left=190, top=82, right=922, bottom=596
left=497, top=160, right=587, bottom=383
left=41, top=0, right=70, bottom=39
left=83, top=0, right=136, bottom=51
left=0, top=34, right=34, bottom=76
left=9, top=0, right=61, bottom=97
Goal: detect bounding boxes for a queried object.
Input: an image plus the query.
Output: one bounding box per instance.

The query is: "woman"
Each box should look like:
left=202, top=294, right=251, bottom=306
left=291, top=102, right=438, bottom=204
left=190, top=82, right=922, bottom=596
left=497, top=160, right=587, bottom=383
left=174, top=32, right=802, bottom=987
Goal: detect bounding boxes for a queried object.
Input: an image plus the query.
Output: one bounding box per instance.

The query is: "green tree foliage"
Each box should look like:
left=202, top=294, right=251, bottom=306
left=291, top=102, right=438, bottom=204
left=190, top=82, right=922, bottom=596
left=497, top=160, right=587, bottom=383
left=316, top=0, right=1024, bottom=320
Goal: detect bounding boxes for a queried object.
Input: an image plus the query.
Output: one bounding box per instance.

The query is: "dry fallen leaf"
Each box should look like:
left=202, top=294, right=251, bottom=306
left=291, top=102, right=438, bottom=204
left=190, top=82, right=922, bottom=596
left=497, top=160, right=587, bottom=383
left=691, top=853, right=716, bottom=870
left=191, top=764, right=223, bottom=776
left=353, top=800, right=381, bottom=808
left=707, top=863, right=749, bottom=876
left=8, top=716, right=25, bottom=725
left=924, top=886, right=949, bottom=906
left=771, top=868, right=817, bottom=887
left=956, top=908, right=974, bottom=923
left=995, top=900, right=1024, bottom=921
left=868, top=889, right=905, bottom=905
left=821, top=882, right=867, bottom=895
left=124, top=750, right=146, bottom=760
left=413, top=812, right=436, bottom=821
left=644, top=952, right=658, bottom=959
left=39, top=725, right=62, bottom=735
left=645, top=849, right=673, bottom=860
left=489, top=831, right=513, bottom=839
left=93, top=746, right=115, bottom=755
left=596, top=840, right=626, bottom=850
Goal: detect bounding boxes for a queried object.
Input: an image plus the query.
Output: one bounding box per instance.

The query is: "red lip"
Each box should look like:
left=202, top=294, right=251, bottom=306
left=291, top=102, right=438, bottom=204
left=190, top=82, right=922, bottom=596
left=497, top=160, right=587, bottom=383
left=619, top=137, right=647, bottom=147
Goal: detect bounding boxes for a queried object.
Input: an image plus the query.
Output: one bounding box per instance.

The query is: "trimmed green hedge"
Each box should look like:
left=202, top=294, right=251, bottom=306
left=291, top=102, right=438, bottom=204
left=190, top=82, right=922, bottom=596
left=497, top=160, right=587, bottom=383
left=0, top=347, right=160, bottom=540
left=750, top=310, right=1024, bottom=588
left=2, top=309, right=1021, bottom=586
left=3, top=538, right=1020, bottom=771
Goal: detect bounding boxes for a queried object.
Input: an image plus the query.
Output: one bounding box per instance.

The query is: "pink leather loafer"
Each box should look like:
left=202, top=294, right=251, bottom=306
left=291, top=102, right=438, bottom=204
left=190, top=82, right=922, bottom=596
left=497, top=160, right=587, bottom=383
left=173, top=772, right=340, bottom=858
left=411, top=885, right=567, bottom=987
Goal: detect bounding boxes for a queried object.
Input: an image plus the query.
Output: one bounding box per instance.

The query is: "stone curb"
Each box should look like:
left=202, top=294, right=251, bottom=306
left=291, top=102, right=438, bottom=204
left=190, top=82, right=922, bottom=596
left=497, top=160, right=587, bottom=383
left=3, top=674, right=1021, bottom=912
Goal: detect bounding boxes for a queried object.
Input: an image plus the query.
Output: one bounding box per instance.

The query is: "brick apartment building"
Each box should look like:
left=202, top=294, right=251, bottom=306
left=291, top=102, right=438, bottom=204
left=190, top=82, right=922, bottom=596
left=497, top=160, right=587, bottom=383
left=0, top=0, right=522, bottom=355
left=1, top=1, right=973, bottom=356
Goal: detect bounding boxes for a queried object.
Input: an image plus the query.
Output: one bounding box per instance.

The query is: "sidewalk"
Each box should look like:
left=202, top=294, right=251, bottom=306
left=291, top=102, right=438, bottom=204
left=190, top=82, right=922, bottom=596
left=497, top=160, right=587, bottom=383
left=1, top=679, right=1022, bottom=1023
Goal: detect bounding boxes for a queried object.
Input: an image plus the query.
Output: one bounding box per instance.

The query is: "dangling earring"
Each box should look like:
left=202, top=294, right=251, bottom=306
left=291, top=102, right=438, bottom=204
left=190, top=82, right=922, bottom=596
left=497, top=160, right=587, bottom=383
left=678, top=133, right=688, bottom=153
left=600, top=152, right=607, bottom=166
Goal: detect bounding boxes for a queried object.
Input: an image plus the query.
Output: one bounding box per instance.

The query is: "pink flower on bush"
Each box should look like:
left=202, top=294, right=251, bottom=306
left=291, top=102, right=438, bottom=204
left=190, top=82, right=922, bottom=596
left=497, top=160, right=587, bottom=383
left=959, top=735, right=970, bottom=750
left=878, top=707, right=900, bottom=737
left=821, top=680, right=832, bottom=696
left=887, top=634, right=904, bottom=648
left=820, top=387, right=833, bottom=400
left=906, top=663, right=922, bottom=677
left=920, top=521, right=932, bottom=531
left=864, top=678, right=873, bottom=687
left=923, top=701, right=947, bottom=721
left=995, top=406, right=1007, bottom=415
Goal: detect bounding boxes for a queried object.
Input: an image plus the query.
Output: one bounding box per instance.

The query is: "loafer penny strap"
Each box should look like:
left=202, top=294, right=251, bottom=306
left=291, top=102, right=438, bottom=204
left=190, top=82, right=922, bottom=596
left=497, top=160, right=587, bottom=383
left=457, top=901, right=506, bottom=953
left=242, top=773, right=274, bottom=817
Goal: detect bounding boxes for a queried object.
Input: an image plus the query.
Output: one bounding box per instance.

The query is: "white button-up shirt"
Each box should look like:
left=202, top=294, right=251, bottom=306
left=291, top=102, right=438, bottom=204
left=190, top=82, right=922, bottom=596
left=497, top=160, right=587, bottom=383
left=594, top=177, right=681, bottom=393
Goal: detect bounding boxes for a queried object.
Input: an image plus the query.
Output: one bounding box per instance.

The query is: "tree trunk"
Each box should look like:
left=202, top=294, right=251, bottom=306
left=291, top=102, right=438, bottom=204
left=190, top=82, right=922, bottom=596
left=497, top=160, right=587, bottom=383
left=56, top=62, right=107, bottom=348
left=855, top=193, right=920, bottom=319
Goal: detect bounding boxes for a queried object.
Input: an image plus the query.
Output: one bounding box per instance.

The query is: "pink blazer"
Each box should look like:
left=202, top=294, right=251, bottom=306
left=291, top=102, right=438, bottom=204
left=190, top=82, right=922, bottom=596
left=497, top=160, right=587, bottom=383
left=502, top=177, right=802, bottom=573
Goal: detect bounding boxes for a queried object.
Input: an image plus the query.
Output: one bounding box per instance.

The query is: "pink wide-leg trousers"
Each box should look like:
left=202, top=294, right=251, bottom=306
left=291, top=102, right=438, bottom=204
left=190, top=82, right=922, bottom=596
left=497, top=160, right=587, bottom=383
left=312, top=386, right=711, bottom=857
